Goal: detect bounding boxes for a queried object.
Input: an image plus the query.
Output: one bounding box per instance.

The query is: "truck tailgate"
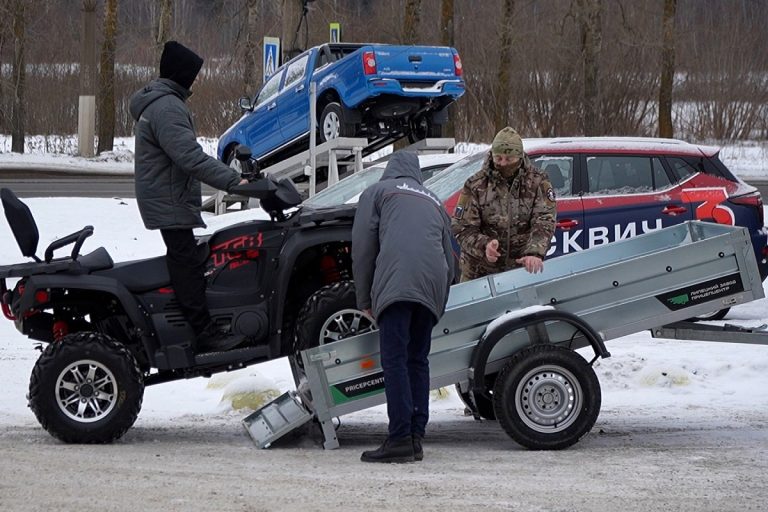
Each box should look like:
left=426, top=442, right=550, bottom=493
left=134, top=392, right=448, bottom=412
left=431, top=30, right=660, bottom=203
left=374, top=45, right=457, bottom=82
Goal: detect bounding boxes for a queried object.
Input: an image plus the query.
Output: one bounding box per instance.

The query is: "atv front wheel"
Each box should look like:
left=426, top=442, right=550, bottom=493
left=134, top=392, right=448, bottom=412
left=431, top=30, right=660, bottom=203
left=294, top=280, right=376, bottom=355
left=28, top=332, right=144, bottom=443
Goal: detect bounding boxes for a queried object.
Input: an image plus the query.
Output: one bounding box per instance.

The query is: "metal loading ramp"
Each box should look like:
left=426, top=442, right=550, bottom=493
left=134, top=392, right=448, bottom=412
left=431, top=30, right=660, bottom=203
left=244, top=221, right=765, bottom=450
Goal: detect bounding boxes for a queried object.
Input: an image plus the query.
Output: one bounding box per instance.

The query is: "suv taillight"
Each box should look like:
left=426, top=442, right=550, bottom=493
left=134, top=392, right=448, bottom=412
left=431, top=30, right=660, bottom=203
left=453, top=53, right=463, bottom=76
left=363, top=51, right=377, bottom=75
left=730, top=192, right=764, bottom=226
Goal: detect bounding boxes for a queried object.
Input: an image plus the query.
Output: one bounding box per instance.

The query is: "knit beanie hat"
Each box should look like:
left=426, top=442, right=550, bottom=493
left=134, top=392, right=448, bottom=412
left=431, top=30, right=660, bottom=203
left=160, top=41, right=204, bottom=90
left=491, top=127, right=524, bottom=158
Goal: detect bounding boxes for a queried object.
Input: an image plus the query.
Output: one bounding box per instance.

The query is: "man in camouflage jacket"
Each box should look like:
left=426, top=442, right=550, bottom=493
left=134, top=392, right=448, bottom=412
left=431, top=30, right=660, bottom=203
left=452, top=127, right=557, bottom=281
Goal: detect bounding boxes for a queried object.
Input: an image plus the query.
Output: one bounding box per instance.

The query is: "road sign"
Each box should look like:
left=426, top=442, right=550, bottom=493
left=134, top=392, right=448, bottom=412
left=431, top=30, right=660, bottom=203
left=330, top=23, right=341, bottom=43
left=263, top=37, right=280, bottom=83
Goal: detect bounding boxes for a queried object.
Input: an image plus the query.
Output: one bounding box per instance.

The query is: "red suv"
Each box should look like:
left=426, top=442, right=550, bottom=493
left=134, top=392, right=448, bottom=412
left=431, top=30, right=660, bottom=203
left=426, top=137, right=768, bottom=309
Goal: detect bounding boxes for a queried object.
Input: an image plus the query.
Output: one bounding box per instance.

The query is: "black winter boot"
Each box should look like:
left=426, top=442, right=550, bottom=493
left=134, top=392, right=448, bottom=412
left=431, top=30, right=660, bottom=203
left=360, top=437, right=415, bottom=463
left=196, top=322, right=244, bottom=353
left=412, top=434, right=424, bottom=461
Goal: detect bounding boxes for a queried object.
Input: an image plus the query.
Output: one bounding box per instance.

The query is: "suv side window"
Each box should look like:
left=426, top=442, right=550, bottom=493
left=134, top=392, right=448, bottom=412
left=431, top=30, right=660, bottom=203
left=667, top=157, right=698, bottom=181
left=255, top=70, right=283, bottom=108
left=585, top=156, right=660, bottom=195
left=531, top=155, right=574, bottom=197
left=283, top=54, right=309, bottom=90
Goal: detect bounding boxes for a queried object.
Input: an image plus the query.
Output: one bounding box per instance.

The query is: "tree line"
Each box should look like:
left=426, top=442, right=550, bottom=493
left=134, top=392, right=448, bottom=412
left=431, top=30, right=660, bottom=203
left=0, top=0, right=766, bottom=155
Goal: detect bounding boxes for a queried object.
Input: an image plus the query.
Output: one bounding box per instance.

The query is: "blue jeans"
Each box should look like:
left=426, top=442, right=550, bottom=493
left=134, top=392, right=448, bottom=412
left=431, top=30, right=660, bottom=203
left=377, top=302, right=436, bottom=440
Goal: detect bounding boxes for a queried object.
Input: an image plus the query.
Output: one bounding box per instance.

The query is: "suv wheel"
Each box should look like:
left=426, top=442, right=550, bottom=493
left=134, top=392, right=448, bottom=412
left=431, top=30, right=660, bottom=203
left=28, top=332, right=144, bottom=443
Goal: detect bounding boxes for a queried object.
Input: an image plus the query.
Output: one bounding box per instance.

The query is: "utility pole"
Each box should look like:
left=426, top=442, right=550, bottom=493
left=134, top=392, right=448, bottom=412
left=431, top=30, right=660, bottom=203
left=78, top=0, right=97, bottom=157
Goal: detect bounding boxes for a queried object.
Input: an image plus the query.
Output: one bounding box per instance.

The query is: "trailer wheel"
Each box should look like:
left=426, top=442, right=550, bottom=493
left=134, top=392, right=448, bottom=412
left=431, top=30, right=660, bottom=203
left=294, top=280, right=377, bottom=356
left=493, top=345, right=600, bottom=450
left=28, top=332, right=144, bottom=443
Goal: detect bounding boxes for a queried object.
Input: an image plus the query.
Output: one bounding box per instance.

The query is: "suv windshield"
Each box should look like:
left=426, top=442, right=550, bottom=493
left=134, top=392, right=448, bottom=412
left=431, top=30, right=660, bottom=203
left=303, top=164, right=387, bottom=208
left=424, top=151, right=487, bottom=201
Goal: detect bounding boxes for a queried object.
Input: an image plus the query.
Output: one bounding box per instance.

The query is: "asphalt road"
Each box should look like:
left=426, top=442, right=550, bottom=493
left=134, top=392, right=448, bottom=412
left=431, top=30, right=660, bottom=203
left=0, top=170, right=216, bottom=198
left=1, top=168, right=767, bottom=199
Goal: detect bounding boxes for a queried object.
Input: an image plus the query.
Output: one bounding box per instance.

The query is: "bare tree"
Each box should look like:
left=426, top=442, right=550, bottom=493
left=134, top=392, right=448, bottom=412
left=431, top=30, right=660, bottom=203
left=0, top=0, right=8, bottom=134
left=243, top=0, right=260, bottom=94
left=97, top=0, right=118, bottom=154
left=155, top=0, right=173, bottom=64
left=281, top=0, right=303, bottom=63
left=11, top=0, right=25, bottom=153
left=402, top=0, right=421, bottom=43
left=494, top=0, right=514, bottom=132
left=576, top=0, right=603, bottom=136
left=658, top=0, right=676, bottom=138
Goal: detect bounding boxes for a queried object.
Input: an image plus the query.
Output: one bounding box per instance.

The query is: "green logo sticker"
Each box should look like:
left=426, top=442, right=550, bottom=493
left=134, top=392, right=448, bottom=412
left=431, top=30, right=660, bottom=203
left=667, top=294, right=689, bottom=306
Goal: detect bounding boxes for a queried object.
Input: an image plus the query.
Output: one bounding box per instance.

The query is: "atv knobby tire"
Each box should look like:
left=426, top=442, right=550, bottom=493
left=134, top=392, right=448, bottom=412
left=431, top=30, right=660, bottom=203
left=29, top=332, right=144, bottom=443
left=294, top=280, right=376, bottom=354
left=493, top=344, right=601, bottom=450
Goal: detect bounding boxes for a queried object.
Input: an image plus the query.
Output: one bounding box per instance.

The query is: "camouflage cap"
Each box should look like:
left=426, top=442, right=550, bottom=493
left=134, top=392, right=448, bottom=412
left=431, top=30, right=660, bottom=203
left=491, top=127, right=524, bottom=157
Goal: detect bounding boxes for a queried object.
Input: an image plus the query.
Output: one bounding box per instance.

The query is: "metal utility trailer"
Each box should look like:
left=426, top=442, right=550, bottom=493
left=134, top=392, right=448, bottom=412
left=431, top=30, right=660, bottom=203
left=244, top=221, right=765, bottom=450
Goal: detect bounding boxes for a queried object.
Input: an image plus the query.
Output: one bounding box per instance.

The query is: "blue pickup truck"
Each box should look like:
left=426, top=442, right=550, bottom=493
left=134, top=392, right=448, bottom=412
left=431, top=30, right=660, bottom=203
left=217, top=43, right=465, bottom=168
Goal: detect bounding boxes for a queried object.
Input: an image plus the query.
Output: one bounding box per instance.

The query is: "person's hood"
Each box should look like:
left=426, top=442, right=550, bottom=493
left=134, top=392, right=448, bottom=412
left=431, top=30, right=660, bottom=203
left=160, top=41, right=204, bottom=90
left=380, top=152, right=423, bottom=184
left=129, top=78, right=190, bottom=121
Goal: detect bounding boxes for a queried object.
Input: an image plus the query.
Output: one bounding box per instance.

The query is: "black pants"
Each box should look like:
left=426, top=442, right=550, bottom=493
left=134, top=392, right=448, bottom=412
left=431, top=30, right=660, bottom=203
left=160, top=229, right=211, bottom=335
left=377, top=301, right=436, bottom=440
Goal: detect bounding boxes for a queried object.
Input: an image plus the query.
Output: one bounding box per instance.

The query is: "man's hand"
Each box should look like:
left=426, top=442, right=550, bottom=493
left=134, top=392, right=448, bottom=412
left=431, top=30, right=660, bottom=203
left=238, top=178, right=248, bottom=185
left=516, top=255, right=544, bottom=274
left=485, top=239, right=501, bottom=263
left=363, top=308, right=373, bottom=319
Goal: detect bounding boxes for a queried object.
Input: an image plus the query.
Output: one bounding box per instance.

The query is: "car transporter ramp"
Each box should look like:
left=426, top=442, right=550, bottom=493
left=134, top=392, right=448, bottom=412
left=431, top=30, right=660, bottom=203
left=244, top=221, right=767, bottom=450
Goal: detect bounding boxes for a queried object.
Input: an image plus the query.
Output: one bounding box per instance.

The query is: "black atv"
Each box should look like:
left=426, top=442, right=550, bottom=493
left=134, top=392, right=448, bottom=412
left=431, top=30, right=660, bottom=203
left=0, top=149, right=375, bottom=443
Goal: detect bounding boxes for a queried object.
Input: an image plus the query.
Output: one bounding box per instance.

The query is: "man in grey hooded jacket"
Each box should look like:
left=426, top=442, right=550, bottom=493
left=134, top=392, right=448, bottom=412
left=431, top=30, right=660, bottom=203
left=353, top=151, right=458, bottom=463
left=129, top=41, right=245, bottom=352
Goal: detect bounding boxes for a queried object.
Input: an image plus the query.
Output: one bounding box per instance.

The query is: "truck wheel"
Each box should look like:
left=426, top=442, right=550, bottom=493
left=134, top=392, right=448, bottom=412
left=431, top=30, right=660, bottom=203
left=318, top=102, right=352, bottom=143
left=28, top=332, right=144, bottom=444
left=294, top=280, right=376, bottom=354
left=455, top=373, right=498, bottom=420
left=408, top=115, right=443, bottom=143
left=493, top=345, right=601, bottom=450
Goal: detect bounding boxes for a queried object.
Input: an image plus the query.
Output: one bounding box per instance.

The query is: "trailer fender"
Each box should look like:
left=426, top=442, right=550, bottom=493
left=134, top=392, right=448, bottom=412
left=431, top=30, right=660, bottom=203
left=469, top=309, right=610, bottom=399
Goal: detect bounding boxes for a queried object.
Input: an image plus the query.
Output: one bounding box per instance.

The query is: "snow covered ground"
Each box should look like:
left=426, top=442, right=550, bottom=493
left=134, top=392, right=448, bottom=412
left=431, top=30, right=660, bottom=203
left=0, top=138, right=767, bottom=510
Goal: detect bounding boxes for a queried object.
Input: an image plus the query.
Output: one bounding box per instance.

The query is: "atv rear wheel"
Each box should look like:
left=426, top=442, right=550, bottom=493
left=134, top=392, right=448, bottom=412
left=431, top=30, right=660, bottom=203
left=28, top=332, right=144, bottom=443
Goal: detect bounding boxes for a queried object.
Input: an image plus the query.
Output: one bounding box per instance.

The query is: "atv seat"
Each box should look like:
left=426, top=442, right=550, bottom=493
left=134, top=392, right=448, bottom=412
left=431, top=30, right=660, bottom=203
left=0, top=246, right=114, bottom=279
left=94, top=255, right=172, bottom=293
left=0, top=188, right=114, bottom=275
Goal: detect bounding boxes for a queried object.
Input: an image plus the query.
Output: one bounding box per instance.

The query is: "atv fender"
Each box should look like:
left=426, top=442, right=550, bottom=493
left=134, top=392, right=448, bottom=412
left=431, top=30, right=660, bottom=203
left=19, top=274, right=150, bottom=334
left=271, top=225, right=353, bottom=354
